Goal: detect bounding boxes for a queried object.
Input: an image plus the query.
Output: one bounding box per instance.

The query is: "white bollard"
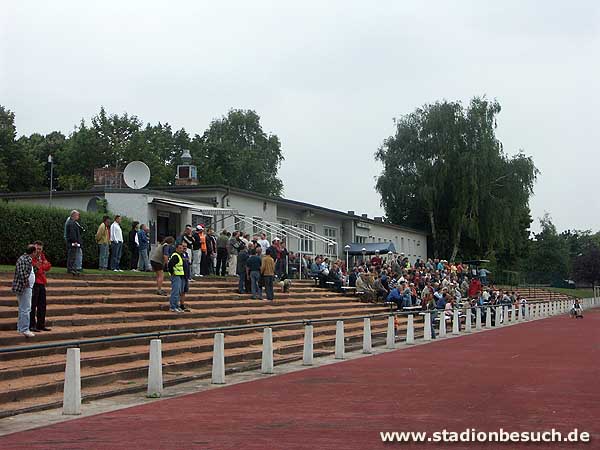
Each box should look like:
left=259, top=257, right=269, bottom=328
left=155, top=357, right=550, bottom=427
left=503, top=306, right=509, bottom=326
left=303, top=325, right=313, bottom=365
left=510, top=305, right=516, bottom=323
left=406, top=314, right=415, bottom=344
left=465, top=308, right=472, bottom=333
left=452, top=310, right=460, bottom=335
left=476, top=307, right=482, bottom=330
left=335, top=320, right=345, bottom=359
left=439, top=314, right=446, bottom=337
left=211, top=333, right=225, bottom=384
left=526, top=303, right=531, bottom=320
left=147, top=339, right=163, bottom=398
left=485, top=307, right=492, bottom=328
left=424, top=313, right=432, bottom=341
left=518, top=305, right=523, bottom=321
left=63, top=348, right=81, bottom=415
left=363, top=318, right=372, bottom=354
left=261, top=327, right=274, bottom=374
left=386, top=315, right=396, bottom=348
left=495, top=306, right=502, bottom=327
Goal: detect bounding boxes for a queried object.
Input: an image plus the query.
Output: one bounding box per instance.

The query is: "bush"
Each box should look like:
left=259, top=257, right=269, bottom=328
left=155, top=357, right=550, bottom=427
left=0, top=202, right=132, bottom=269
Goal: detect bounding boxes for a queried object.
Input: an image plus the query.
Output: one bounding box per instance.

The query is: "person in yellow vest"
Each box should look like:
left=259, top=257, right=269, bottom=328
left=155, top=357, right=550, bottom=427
left=167, top=242, right=185, bottom=313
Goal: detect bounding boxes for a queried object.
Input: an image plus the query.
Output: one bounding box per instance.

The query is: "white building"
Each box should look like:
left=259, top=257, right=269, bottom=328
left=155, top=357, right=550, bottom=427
left=0, top=185, right=428, bottom=262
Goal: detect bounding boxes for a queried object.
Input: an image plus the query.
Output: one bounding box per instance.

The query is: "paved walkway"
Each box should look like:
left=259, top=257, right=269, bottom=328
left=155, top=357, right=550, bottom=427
left=1, top=310, right=598, bottom=449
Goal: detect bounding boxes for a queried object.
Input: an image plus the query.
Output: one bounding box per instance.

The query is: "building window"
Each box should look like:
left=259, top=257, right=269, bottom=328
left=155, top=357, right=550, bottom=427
left=401, top=237, right=405, bottom=253
left=234, top=215, right=245, bottom=232
left=277, top=217, right=290, bottom=242
left=356, top=235, right=367, bottom=244
left=323, top=226, right=337, bottom=255
left=298, top=223, right=315, bottom=254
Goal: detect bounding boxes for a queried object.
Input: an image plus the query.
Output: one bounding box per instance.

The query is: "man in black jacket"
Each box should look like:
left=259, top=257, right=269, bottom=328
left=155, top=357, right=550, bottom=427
left=65, top=210, right=83, bottom=275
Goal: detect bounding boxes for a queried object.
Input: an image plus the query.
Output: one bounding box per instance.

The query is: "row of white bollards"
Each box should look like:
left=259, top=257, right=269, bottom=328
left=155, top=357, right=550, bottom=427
left=62, top=296, right=600, bottom=415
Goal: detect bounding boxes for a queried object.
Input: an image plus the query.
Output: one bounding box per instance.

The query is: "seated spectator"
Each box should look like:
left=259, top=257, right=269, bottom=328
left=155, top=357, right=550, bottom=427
left=386, top=285, right=402, bottom=309
left=372, top=274, right=388, bottom=301
left=327, top=264, right=343, bottom=292
left=348, top=268, right=358, bottom=287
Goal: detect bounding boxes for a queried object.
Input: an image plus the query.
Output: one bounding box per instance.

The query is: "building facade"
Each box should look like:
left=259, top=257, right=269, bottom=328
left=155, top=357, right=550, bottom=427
left=0, top=185, right=428, bottom=262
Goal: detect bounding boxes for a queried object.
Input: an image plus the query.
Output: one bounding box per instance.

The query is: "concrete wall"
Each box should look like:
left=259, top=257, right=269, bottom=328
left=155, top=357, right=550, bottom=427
left=364, top=221, right=427, bottom=263
left=105, top=192, right=150, bottom=224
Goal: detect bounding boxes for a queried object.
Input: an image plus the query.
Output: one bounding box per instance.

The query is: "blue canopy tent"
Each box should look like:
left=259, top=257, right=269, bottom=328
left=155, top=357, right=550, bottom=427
left=346, top=242, right=396, bottom=256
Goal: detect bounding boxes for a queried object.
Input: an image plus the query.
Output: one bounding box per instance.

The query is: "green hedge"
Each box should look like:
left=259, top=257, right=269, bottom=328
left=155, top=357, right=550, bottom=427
left=0, top=202, right=133, bottom=269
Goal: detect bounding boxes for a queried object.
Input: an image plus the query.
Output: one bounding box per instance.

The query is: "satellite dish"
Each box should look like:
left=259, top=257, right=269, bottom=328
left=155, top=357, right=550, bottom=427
left=123, top=161, right=150, bottom=189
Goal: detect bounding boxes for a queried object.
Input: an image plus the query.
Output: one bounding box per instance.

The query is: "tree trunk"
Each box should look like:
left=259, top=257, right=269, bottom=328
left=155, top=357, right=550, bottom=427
left=428, top=211, right=438, bottom=259
left=450, top=221, right=463, bottom=262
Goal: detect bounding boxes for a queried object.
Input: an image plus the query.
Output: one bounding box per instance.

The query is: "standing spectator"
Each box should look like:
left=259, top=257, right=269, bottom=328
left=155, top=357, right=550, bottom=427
left=206, top=227, right=217, bottom=275
left=109, top=215, right=124, bottom=272
left=247, top=247, right=263, bottom=299
left=216, top=230, right=229, bottom=276
left=191, top=225, right=202, bottom=277
left=180, top=225, right=194, bottom=280
left=179, top=242, right=191, bottom=312
left=137, top=224, right=151, bottom=271
left=95, top=215, right=111, bottom=270
left=261, top=250, right=276, bottom=301
left=30, top=241, right=52, bottom=332
left=150, top=236, right=174, bottom=296
left=197, top=226, right=210, bottom=276
left=65, top=210, right=83, bottom=276
left=228, top=231, right=241, bottom=276
left=128, top=221, right=140, bottom=271
left=12, top=245, right=36, bottom=337
left=258, top=232, right=270, bottom=256
left=167, top=242, right=186, bottom=313
left=236, top=245, right=249, bottom=294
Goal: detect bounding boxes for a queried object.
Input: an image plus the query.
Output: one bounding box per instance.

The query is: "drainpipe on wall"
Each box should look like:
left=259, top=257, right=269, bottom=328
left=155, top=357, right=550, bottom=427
left=220, top=187, right=230, bottom=229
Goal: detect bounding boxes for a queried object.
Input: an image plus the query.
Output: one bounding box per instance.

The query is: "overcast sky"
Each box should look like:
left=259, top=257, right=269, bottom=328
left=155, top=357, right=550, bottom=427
left=2, top=1, right=598, bottom=233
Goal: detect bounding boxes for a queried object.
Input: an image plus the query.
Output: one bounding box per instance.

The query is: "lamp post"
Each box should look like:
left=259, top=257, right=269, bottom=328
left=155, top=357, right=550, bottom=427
left=387, top=250, right=393, bottom=263
left=48, top=155, right=54, bottom=207
left=361, top=248, right=367, bottom=266
left=344, top=244, right=351, bottom=272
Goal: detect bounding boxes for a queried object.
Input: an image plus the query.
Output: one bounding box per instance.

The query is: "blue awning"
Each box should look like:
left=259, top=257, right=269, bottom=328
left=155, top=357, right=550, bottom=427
left=346, top=242, right=396, bottom=255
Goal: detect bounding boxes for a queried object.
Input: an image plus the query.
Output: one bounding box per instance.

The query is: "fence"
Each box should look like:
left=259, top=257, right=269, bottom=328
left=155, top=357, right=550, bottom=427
left=2, top=295, right=599, bottom=416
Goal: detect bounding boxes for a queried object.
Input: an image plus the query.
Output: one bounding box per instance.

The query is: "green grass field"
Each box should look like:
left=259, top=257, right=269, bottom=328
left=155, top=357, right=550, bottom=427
left=545, top=287, right=594, bottom=299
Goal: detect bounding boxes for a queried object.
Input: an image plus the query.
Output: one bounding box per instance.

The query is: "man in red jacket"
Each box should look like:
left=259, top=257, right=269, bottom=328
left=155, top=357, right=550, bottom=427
left=30, top=240, right=52, bottom=332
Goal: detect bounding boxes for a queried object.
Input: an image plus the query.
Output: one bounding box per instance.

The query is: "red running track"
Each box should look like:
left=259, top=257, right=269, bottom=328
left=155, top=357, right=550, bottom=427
left=2, top=310, right=599, bottom=450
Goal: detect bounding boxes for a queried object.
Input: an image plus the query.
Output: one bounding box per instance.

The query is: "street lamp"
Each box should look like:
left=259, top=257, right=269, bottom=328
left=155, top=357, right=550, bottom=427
left=361, top=248, right=367, bottom=266
left=388, top=250, right=393, bottom=262
left=48, top=155, right=54, bottom=207
left=344, top=244, right=351, bottom=272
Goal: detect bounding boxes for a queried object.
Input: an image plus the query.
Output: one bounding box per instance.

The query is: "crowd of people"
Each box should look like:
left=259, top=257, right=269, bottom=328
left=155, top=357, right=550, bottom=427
left=11, top=213, right=585, bottom=337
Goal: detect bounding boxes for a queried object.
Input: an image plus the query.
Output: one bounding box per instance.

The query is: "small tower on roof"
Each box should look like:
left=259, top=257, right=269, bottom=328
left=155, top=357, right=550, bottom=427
left=176, top=149, right=198, bottom=186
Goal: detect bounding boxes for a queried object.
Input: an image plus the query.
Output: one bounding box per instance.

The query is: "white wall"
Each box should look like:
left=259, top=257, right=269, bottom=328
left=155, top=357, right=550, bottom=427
left=365, top=221, right=428, bottom=263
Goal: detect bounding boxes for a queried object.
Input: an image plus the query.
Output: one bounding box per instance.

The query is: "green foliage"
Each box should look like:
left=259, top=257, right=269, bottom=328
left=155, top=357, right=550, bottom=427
left=2, top=105, right=285, bottom=196
left=0, top=201, right=132, bottom=269
left=191, top=109, right=285, bottom=196
left=522, top=214, right=570, bottom=284
left=375, top=96, right=538, bottom=266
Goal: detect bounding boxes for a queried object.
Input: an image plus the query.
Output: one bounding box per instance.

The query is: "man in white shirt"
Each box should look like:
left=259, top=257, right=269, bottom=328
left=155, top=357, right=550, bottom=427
left=258, top=233, right=270, bottom=256
left=109, top=215, right=124, bottom=271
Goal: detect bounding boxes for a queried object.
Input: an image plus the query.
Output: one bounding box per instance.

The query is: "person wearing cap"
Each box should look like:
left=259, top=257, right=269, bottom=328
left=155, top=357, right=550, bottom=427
left=191, top=225, right=203, bottom=277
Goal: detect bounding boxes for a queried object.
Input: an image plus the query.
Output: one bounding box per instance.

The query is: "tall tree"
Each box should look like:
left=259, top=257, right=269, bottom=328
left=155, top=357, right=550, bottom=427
left=376, top=97, right=538, bottom=262
left=524, top=214, right=570, bottom=284
left=191, top=109, right=284, bottom=196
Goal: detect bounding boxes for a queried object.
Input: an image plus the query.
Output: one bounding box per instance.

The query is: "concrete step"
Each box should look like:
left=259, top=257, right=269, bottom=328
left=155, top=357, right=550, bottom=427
left=0, top=301, right=383, bottom=331
left=0, top=296, right=361, bottom=319
left=0, top=304, right=388, bottom=346
left=0, top=320, right=406, bottom=408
